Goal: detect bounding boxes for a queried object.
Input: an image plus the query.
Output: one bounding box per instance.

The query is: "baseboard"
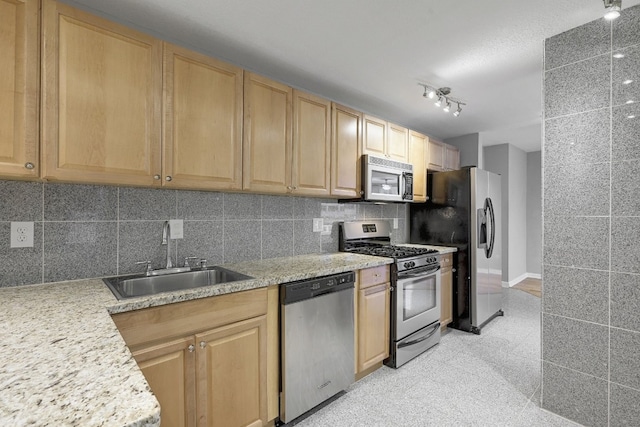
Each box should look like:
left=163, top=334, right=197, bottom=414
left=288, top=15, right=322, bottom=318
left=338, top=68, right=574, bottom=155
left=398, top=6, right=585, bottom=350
left=506, top=273, right=529, bottom=287
left=526, top=272, right=541, bottom=280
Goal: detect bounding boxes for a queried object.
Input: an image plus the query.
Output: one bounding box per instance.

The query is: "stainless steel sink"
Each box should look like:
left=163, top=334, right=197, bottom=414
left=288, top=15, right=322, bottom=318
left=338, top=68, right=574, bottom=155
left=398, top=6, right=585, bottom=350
left=103, top=267, right=253, bottom=300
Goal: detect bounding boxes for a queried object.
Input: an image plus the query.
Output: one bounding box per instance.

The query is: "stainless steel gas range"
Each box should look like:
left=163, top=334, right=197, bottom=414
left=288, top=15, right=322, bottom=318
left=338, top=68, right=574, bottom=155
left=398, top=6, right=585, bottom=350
left=339, top=220, right=441, bottom=368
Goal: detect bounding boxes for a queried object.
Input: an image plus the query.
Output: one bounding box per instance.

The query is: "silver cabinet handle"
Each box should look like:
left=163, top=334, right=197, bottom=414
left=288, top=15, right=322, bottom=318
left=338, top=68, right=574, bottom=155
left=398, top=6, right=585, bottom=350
left=199, top=341, right=206, bottom=349
left=25, top=162, right=35, bottom=170
left=188, top=344, right=195, bottom=353
left=165, top=176, right=172, bottom=182
left=153, top=174, right=161, bottom=180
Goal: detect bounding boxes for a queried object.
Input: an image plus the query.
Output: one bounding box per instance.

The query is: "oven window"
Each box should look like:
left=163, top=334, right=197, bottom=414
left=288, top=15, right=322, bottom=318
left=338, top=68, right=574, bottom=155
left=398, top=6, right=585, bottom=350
left=402, top=276, right=437, bottom=320
left=370, top=170, right=400, bottom=195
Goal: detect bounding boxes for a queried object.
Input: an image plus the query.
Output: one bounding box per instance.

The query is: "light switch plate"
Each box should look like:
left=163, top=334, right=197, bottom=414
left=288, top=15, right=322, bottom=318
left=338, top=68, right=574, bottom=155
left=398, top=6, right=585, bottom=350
left=393, top=218, right=399, bottom=229
left=169, top=219, right=184, bottom=239
left=11, top=221, right=34, bottom=248
left=321, top=224, right=332, bottom=236
left=312, top=218, right=323, bottom=233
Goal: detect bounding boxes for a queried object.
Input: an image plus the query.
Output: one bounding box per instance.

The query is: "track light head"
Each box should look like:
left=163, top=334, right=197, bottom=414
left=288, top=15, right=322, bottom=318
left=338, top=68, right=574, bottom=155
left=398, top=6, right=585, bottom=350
left=604, top=0, right=622, bottom=20
left=435, top=96, right=443, bottom=107
left=427, top=89, right=436, bottom=99
left=443, top=101, right=451, bottom=112
left=453, top=104, right=462, bottom=117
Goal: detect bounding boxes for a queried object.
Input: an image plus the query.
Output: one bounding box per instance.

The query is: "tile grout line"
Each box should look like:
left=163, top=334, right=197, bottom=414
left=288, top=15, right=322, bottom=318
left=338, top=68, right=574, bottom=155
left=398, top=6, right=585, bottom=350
left=607, top=21, right=613, bottom=427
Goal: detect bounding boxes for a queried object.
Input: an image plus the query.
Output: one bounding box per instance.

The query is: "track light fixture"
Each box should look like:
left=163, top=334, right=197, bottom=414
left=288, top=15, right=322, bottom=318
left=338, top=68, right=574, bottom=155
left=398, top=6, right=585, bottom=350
left=418, top=83, right=466, bottom=118
left=604, top=0, right=622, bottom=20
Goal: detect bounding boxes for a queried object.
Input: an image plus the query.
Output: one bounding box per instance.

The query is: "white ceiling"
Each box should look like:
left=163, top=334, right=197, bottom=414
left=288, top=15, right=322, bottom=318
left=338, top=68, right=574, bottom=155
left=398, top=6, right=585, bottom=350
left=65, top=0, right=640, bottom=153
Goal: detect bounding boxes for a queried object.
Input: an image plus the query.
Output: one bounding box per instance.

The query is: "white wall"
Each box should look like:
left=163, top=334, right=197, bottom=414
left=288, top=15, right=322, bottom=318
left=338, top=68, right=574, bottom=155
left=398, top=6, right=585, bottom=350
left=483, top=143, right=530, bottom=285
left=526, top=151, right=541, bottom=275
left=508, top=145, right=528, bottom=283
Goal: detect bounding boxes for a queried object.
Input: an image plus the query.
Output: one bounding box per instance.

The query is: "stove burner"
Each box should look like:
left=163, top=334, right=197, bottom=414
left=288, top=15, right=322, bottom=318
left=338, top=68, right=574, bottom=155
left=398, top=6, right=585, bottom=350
left=345, top=244, right=438, bottom=259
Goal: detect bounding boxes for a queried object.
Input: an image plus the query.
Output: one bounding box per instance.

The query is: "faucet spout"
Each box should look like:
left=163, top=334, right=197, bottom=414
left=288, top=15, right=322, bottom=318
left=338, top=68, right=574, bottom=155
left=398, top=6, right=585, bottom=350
left=162, top=221, right=173, bottom=268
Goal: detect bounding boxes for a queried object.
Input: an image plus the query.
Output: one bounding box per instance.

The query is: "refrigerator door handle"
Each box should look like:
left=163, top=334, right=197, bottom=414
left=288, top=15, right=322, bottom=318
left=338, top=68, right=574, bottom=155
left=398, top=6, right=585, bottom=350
left=477, top=207, right=487, bottom=249
left=486, top=197, right=496, bottom=259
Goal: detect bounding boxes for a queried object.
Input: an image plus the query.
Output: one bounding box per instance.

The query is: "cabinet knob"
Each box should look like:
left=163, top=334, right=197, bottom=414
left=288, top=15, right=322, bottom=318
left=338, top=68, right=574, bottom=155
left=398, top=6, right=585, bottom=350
left=199, top=341, right=206, bottom=349
left=153, top=174, right=161, bottom=180
left=286, top=186, right=292, bottom=190
left=188, top=344, right=195, bottom=353
left=25, top=162, right=35, bottom=170
left=165, top=176, right=172, bottom=182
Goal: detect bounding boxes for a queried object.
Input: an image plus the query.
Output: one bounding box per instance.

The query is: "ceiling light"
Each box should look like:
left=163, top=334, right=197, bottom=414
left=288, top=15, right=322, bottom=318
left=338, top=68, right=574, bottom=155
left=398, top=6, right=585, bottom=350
left=626, top=99, right=635, bottom=104
left=628, top=114, right=637, bottom=119
left=613, top=52, right=625, bottom=58
left=418, top=83, right=466, bottom=117
left=604, top=0, right=622, bottom=20
left=623, top=79, right=634, bottom=84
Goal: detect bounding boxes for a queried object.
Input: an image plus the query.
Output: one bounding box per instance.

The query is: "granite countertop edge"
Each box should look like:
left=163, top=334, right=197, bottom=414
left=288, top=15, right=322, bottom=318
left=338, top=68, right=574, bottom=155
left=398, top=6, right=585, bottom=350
left=0, top=252, right=392, bottom=427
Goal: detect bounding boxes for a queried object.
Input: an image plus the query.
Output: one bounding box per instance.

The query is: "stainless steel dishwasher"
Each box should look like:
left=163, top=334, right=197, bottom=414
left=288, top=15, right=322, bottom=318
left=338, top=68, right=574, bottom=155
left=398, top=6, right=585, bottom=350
left=280, top=271, right=355, bottom=424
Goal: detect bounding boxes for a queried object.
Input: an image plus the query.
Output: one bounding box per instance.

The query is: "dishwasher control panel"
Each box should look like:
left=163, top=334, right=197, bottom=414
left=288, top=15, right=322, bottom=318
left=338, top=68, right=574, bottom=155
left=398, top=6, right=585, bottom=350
left=281, top=271, right=355, bottom=305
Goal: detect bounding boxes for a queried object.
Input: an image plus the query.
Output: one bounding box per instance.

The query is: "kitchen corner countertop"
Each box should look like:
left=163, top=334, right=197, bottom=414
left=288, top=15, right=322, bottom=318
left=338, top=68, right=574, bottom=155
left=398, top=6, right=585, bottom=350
left=0, top=252, right=391, bottom=427
left=396, top=243, right=458, bottom=254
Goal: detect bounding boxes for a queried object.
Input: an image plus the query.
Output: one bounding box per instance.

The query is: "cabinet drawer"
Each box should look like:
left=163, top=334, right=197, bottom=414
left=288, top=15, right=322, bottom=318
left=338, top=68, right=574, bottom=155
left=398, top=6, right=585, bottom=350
left=440, top=254, right=453, bottom=269
left=359, top=265, right=390, bottom=289
left=112, top=287, right=268, bottom=348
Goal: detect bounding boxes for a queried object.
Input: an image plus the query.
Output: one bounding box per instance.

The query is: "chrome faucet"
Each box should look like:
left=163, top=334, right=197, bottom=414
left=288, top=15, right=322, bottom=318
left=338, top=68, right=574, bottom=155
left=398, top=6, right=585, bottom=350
left=161, top=221, right=174, bottom=269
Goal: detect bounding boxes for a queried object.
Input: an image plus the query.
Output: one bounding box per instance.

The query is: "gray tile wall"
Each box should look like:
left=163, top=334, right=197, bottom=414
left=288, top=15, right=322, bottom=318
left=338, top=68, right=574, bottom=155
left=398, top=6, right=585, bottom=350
left=542, top=5, right=640, bottom=425
left=0, top=181, right=408, bottom=287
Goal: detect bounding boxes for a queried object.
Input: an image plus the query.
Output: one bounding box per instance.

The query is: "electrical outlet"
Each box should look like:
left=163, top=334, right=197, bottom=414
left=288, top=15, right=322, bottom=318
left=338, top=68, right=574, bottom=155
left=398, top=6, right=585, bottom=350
left=312, top=218, right=323, bottom=233
left=11, top=222, right=34, bottom=248
left=169, top=219, right=184, bottom=239
left=321, top=224, right=332, bottom=236
left=393, top=218, right=399, bottom=229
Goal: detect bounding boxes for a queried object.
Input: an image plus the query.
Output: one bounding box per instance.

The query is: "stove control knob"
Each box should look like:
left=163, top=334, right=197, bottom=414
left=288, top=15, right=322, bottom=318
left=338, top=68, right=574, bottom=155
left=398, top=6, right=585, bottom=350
left=410, top=261, right=416, bottom=268
left=404, top=262, right=411, bottom=269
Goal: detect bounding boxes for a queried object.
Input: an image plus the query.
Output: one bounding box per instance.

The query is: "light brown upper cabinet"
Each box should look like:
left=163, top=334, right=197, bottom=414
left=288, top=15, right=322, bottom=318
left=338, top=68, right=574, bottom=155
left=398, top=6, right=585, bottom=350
left=331, top=103, right=361, bottom=198
left=387, top=123, right=409, bottom=162
left=41, top=0, right=162, bottom=186
left=163, top=43, right=243, bottom=190
left=243, top=72, right=292, bottom=194
left=409, top=130, right=428, bottom=202
left=291, top=90, right=331, bottom=196
left=362, top=115, right=386, bottom=158
left=0, top=0, right=39, bottom=180
left=362, top=116, right=408, bottom=162
left=445, top=145, right=460, bottom=171
left=428, top=139, right=459, bottom=172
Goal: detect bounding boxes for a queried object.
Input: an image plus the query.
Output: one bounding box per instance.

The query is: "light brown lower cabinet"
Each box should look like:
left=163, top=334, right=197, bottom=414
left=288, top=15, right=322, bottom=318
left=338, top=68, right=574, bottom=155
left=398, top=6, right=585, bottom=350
left=440, top=254, right=453, bottom=329
left=112, top=287, right=277, bottom=427
left=355, top=265, right=390, bottom=376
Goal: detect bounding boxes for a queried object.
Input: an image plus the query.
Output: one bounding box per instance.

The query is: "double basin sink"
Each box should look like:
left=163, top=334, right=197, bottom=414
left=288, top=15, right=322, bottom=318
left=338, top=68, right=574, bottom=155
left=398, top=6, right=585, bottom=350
left=103, top=267, right=253, bottom=300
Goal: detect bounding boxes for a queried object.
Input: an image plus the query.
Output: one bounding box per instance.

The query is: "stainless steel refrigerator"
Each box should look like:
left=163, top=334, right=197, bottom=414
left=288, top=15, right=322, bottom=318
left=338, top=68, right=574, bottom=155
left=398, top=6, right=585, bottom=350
left=409, top=167, right=503, bottom=334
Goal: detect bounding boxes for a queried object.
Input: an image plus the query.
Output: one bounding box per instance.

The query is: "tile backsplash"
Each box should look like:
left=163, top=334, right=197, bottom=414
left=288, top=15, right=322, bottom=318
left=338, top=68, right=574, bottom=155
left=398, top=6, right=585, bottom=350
left=0, top=180, right=408, bottom=287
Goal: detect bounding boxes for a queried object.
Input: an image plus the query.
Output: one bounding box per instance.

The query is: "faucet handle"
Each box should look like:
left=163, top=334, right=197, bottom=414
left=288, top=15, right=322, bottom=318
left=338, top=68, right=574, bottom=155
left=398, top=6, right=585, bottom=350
left=198, top=259, right=208, bottom=269
left=135, top=261, right=153, bottom=276
left=183, top=256, right=199, bottom=268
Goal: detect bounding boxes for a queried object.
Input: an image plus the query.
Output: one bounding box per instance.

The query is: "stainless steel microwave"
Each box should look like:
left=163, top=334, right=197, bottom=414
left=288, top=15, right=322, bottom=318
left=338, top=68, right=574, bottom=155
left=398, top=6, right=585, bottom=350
left=363, top=155, right=413, bottom=202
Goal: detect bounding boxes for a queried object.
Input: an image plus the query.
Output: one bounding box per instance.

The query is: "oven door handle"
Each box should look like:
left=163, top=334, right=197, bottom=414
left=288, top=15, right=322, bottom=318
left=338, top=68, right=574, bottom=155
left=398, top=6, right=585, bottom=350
left=398, top=265, right=441, bottom=279
left=397, top=322, right=440, bottom=349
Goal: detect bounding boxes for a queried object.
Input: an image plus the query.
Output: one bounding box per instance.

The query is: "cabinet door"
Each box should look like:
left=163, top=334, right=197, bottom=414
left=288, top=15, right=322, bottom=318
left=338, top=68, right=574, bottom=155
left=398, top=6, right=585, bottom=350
left=440, top=266, right=453, bottom=328
left=387, top=123, right=408, bottom=162
left=41, top=0, right=162, bottom=186
left=196, top=316, right=267, bottom=427
left=428, top=139, right=445, bottom=171
left=0, top=0, right=39, bottom=179
left=445, top=145, right=460, bottom=170
left=163, top=43, right=243, bottom=190
left=409, top=131, right=428, bottom=202
left=362, top=115, right=386, bottom=158
left=243, top=72, right=292, bottom=194
left=331, top=103, right=361, bottom=198
left=291, top=90, right=331, bottom=196
left=357, top=282, right=390, bottom=373
left=132, top=336, right=197, bottom=427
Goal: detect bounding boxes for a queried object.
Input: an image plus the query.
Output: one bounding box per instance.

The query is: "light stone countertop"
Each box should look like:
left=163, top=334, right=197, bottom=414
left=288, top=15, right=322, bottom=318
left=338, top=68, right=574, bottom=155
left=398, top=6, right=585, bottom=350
left=0, top=252, right=392, bottom=427
left=396, top=243, right=458, bottom=254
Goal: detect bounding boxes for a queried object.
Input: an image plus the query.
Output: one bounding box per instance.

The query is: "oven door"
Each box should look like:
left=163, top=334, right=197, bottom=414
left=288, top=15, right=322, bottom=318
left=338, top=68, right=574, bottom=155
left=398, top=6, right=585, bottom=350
left=395, top=264, right=441, bottom=340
